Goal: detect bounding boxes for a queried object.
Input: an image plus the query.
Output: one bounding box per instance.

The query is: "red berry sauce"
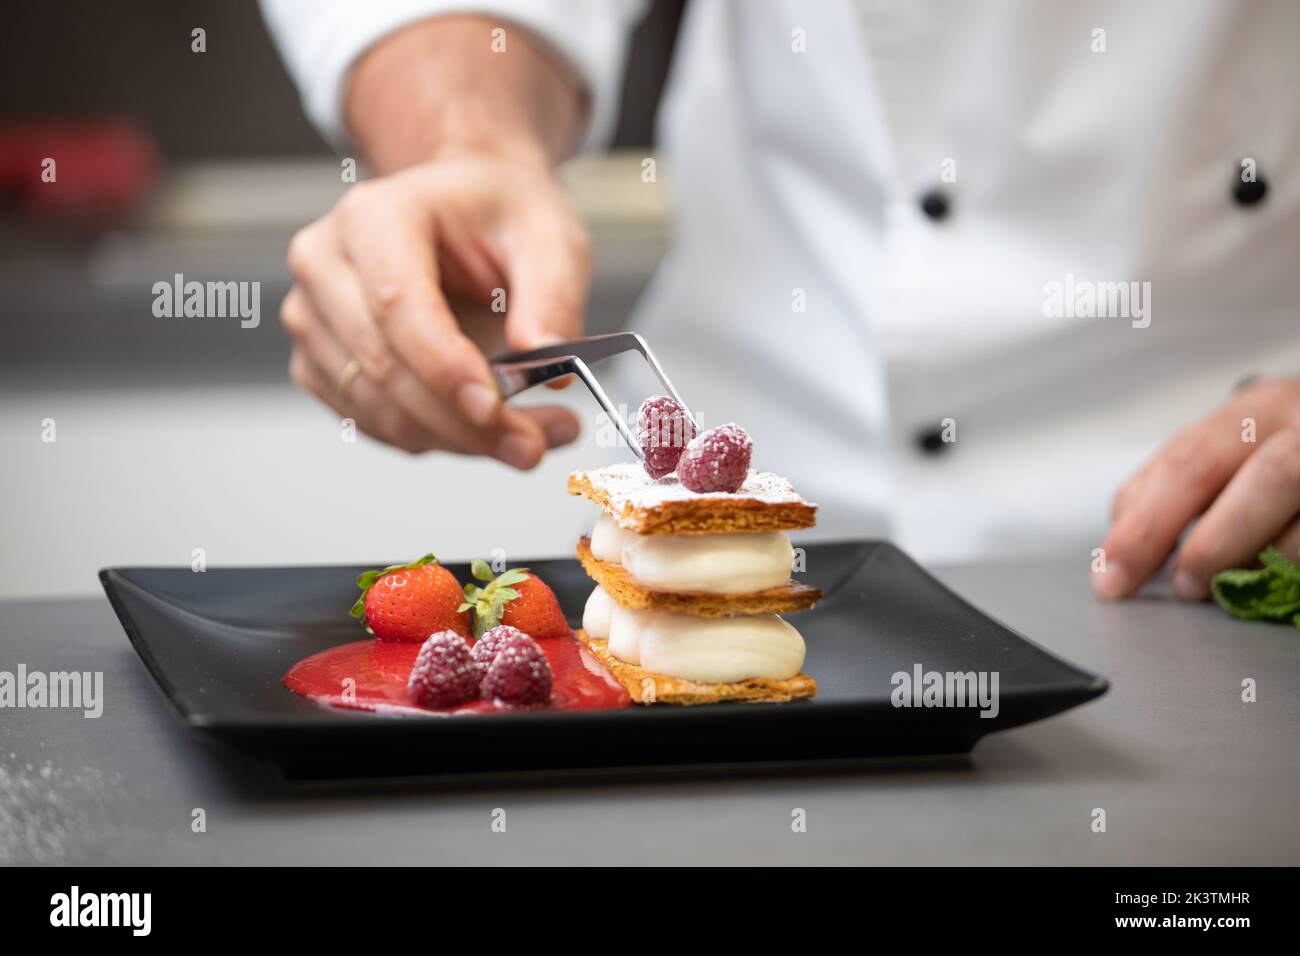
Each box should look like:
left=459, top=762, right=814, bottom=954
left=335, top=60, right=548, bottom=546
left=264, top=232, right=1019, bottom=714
left=283, top=631, right=630, bottom=716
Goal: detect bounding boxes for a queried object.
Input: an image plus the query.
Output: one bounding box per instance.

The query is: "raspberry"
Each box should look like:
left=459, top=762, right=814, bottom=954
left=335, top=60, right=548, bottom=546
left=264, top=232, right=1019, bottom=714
left=676, top=423, right=752, bottom=494
left=407, top=630, right=480, bottom=708
left=472, top=624, right=526, bottom=678
left=636, top=395, right=697, bottom=479
left=482, top=633, right=553, bottom=707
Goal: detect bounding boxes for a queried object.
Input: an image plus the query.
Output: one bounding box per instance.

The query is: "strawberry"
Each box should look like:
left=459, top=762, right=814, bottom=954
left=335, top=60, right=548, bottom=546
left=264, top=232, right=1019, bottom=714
left=349, top=553, right=471, bottom=643
left=459, top=559, right=570, bottom=639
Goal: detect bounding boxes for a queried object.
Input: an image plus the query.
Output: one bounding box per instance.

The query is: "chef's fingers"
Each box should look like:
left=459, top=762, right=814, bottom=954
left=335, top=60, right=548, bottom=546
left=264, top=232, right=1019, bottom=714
left=498, top=210, right=591, bottom=352
left=1269, top=516, right=1300, bottom=564
left=334, top=182, right=507, bottom=438
left=514, top=404, right=582, bottom=450
left=289, top=348, right=447, bottom=453
left=1093, top=413, right=1247, bottom=599
left=1171, top=427, right=1300, bottom=599
left=282, top=289, right=446, bottom=453
left=284, top=284, right=550, bottom=466
left=289, top=226, right=553, bottom=469
left=287, top=222, right=402, bottom=386
left=331, top=181, right=570, bottom=467
left=289, top=243, right=504, bottom=456
left=1109, top=381, right=1297, bottom=522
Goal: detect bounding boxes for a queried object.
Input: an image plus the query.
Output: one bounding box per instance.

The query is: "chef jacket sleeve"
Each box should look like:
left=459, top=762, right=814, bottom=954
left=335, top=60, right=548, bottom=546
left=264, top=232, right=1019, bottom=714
left=259, top=0, right=647, bottom=152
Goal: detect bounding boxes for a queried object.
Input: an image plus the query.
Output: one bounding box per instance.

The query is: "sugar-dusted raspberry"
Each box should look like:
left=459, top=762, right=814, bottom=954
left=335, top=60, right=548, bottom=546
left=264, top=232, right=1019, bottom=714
left=676, top=423, right=752, bottom=494
left=482, top=633, right=553, bottom=707
left=636, top=395, right=697, bottom=479
left=472, top=624, right=526, bottom=679
left=407, top=630, right=480, bottom=708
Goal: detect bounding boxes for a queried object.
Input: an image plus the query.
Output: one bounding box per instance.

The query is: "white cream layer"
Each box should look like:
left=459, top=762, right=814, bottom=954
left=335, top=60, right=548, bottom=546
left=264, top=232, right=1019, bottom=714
left=590, top=513, right=636, bottom=563
left=582, top=585, right=617, bottom=642
left=589, top=515, right=793, bottom=594
left=607, top=605, right=653, bottom=666
left=584, top=593, right=805, bottom=683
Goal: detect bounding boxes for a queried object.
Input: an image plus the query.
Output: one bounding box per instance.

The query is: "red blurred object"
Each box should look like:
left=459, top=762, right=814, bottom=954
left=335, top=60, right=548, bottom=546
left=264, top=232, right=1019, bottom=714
left=0, top=119, right=161, bottom=216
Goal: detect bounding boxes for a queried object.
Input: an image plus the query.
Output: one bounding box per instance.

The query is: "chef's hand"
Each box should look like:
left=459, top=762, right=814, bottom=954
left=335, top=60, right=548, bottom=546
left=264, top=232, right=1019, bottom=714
left=280, top=16, right=590, bottom=468
left=1094, top=377, right=1300, bottom=600
left=282, top=157, right=588, bottom=467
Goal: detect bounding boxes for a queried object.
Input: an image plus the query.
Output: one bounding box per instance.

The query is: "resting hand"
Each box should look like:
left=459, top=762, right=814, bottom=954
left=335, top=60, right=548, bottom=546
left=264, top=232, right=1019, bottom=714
left=1094, top=378, right=1300, bottom=599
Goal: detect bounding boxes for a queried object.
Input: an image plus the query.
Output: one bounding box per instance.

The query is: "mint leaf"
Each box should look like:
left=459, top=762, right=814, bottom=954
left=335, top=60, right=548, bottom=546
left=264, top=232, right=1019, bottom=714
left=1259, top=575, right=1300, bottom=620
left=1259, top=547, right=1300, bottom=580
left=1211, top=550, right=1300, bottom=627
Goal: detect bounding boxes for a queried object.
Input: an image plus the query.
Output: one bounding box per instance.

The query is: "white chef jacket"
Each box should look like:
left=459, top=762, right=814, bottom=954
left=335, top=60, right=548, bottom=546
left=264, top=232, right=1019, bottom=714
left=262, top=0, right=1300, bottom=563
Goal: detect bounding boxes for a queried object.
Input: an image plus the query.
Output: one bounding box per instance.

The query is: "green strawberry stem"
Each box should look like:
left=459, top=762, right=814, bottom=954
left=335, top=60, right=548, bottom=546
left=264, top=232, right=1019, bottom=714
left=458, top=560, right=531, bottom=638
left=349, top=554, right=439, bottom=628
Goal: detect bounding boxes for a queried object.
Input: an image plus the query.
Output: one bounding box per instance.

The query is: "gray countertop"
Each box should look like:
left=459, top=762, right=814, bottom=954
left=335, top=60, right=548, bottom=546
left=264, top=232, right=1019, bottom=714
left=2, top=557, right=1297, bottom=866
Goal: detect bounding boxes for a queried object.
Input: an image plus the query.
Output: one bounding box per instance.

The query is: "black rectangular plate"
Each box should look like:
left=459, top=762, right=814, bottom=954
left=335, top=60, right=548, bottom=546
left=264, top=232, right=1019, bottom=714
left=100, top=542, right=1106, bottom=779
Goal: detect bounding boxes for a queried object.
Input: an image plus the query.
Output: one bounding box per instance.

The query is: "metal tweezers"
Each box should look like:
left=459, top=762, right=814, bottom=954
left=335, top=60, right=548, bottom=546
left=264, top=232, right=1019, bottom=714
left=490, top=332, right=694, bottom=459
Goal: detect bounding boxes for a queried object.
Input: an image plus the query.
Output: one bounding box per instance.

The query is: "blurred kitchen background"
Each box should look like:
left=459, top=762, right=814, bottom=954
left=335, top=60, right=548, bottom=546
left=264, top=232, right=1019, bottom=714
left=0, top=0, right=685, bottom=598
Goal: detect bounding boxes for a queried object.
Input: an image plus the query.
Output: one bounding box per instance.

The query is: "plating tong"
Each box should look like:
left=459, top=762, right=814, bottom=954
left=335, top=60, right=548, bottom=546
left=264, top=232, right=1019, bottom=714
left=489, top=333, right=695, bottom=460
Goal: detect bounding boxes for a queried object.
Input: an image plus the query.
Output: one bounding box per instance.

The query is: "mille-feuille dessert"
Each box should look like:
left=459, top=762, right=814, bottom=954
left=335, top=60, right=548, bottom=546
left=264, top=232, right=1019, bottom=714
left=570, top=396, right=821, bottom=705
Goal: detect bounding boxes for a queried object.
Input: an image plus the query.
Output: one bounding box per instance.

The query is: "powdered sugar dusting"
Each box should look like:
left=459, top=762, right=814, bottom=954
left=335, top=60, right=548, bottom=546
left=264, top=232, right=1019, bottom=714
left=572, top=462, right=812, bottom=527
